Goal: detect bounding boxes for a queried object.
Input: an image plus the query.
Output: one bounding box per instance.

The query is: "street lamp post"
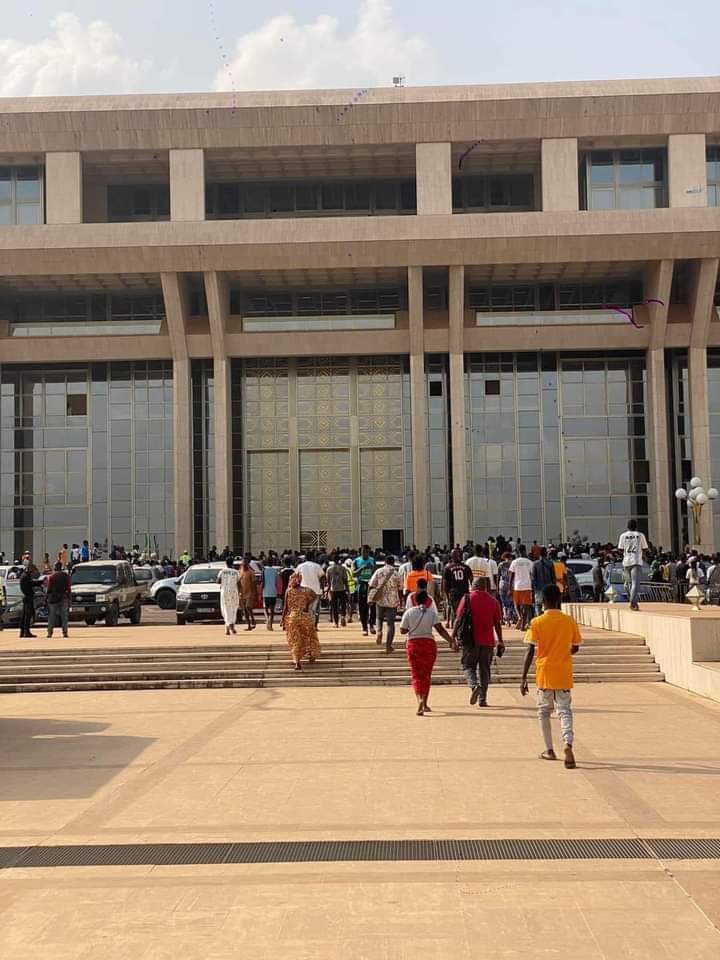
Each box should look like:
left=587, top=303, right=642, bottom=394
left=674, top=477, right=719, bottom=546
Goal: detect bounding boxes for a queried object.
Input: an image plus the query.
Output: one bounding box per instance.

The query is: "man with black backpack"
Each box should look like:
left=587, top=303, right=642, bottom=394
left=452, top=576, right=504, bottom=708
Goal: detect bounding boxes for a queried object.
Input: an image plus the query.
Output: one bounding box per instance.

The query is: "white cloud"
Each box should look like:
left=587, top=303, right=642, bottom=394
left=0, top=13, right=149, bottom=97
left=217, top=0, right=435, bottom=91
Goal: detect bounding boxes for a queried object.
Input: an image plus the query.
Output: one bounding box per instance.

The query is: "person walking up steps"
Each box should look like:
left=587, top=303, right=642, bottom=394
left=453, top=576, right=504, bottom=707
left=217, top=557, right=240, bottom=636
left=368, top=555, right=402, bottom=653
left=520, top=584, right=582, bottom=769
left=262, top=561, right=279, bottom=630
left=354, top=545, right=376, bottom=636
left=400, top=578, right=455, bottom=716
left=326, top=554, right=350, bottom=628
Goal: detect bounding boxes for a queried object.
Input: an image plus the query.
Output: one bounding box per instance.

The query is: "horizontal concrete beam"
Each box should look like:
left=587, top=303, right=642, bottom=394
left=1, top=208, right=720, bottom=276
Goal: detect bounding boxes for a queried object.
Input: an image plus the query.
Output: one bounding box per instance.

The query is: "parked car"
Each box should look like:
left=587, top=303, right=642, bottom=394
left=132, top=565, right=164, bottom=604
left=605, top=562, right=656, bottom=602
left=175, top=563, right=226, bottom=624
left=151, top=571, right=186, bottom=610
left=70, top=560, right=145, bottom=626
left=565, top=559, right=598, bottom=600
left=0, top=579, right=47, bottom=628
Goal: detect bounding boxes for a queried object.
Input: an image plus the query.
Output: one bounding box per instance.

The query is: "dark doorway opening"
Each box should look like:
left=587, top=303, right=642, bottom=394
left=382, top=529, right=403, bottom=554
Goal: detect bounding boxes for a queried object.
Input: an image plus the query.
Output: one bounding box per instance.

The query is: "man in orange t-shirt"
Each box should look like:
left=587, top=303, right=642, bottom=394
left=520, top=583, right=582, bottom=768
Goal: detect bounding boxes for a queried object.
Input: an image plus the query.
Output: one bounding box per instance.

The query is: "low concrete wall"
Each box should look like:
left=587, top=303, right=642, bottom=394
left=565, top=602, right=720, bottom=702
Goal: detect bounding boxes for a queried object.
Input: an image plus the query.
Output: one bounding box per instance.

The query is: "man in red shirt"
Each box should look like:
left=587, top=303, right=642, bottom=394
left=453, top=576, right=504, bottom=707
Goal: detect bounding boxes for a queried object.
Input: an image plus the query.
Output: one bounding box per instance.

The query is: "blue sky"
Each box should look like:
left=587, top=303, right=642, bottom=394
left=1, top=0, right=718, bottom=96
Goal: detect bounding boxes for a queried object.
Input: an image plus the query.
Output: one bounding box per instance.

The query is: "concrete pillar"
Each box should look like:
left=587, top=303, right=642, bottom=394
left=415, top=143, right=452, bottom=215
left=45, top=152, right=83, bottom=224
left=687, top=258, right=720, bottom=548
left=170, top=148, right=206, bottom=221
left=408, top=266, right=429, bottom=547
left=668, top=134, right=707, bottom=207
left=448, top=265, right=468, bottom=544
left=161, top=273, right=194, bottom=558
left=644, top=260, right=673, bottom=551
left=541, top=138, right=579, bottom=211
left=204, top=270, right=233, bottom=549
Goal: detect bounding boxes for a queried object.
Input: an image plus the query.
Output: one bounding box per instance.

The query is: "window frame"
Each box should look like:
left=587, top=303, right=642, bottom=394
left=0, top=165, right=44, bottom=225
left=583, top=149, right=667, bottom=210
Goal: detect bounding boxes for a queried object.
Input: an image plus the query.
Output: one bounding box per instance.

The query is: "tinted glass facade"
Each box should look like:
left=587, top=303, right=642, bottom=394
left=0, top=362, right=174, bottom=561
left=584, top=149, right=666, bottom=210
left=465, top=353, right=649, bottom=545
left=230, top=357, right=413, bottom=553
left=0, top=166, right=43, bottom=225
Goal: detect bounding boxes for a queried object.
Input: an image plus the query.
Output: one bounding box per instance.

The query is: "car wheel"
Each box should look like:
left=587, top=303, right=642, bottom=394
left=128, top=600, right=142, bottom=625
left=85, top=617, right=97, bottom=626
left=176, top=614, right=186, bottom=625
left=105, top=603, right=119, bottom=627
left=156, top=589, right=176, bottom=610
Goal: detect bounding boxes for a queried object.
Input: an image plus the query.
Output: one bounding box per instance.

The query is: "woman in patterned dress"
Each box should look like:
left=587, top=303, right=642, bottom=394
left=281, top=573, right=321, bottom=670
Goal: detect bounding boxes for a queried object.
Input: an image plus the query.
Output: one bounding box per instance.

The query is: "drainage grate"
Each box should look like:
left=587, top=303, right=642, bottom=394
left=646, top=838, right=720, bottom=860
left=3, top=836, right=716, bottom=869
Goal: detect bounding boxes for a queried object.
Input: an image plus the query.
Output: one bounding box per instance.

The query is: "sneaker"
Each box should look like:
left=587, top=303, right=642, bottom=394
left=478, top=698, right=488, bottom=708
left=341, top=618, right=346, bottom=627
left=370, top=625, right=376, bottom=635
left=469, top=685, right=480, bottom=705
left=362, top=630, right=368, bottom=637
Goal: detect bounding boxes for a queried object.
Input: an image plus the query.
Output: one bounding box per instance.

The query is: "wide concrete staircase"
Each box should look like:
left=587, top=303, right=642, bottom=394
left=0, top=630, right=663, bottom=693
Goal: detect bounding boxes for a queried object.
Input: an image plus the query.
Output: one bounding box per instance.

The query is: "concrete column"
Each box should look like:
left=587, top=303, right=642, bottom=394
left=415, top=143, right=452, bottom=215
left=541, top=139, right=579, bottom=211
left=668, top=134, right=707, bottom=207
left=170, top=148, right=206, bottom=221
left=161, top=273, right=194, bottom=558
left=688, top=258, right=720, bottom=548
left=408, top=266, right=429, bottom=547
left=204, top=270, right=233, bottom=549
left=45, top=152, right=83, bottom=224
left=448, top=265, right=468, bottom=544
left=288, top=360, right=301, bottom=548
left=643, top=260, right=673, bottom=551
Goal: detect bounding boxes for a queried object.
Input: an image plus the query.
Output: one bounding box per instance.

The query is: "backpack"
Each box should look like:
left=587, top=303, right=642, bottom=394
left=455, top=596, right=474, bottom=649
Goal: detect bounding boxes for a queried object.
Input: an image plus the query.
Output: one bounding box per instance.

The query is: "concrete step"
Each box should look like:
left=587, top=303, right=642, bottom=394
left=0, top=672, right=666, bottom=694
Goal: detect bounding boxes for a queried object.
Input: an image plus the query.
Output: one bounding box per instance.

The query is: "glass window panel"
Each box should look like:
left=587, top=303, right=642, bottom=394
left=16, top=205, right=42, bottom=225
left=0, top=206, right=11, bottom=225
left=295, top=183, right=317, bottom=211
left=375, top=181, right=397, bottom=210
left=466, top=177, right=486, bottom=208
left=269, top=185, right=294, bottom=213
left=321, top=183, right=344, bottom=210
left=399, top=180, right=417, bottom=210
left=589, top=152, right=614, bottom=184
left=345, top=183, right=371, bottom=210
left=15, top=168, right=42, bottom=201
left=590, top=188, right=615, bottom=210
left=242, top=185, right=265, bottom=213
left=218, top=183, right=239, bottom=216
left=0, top=168, right=11, bottom=201
left=489, top=178, right=509, bottom=207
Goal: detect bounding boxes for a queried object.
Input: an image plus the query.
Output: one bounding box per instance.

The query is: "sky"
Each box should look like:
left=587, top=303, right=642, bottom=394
left=1, top=0, right=719, bottom=97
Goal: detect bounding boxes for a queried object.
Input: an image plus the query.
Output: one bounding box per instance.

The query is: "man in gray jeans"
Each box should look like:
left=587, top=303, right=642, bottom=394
left=46, top=561, right=71, bottom=638
left=368, top=556, right=403, bottom=653
left=617, top=519, right=648, bottom=611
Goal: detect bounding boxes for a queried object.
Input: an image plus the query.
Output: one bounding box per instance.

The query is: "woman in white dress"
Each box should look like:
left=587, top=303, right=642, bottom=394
left=217, top=557, right=240, bottom=635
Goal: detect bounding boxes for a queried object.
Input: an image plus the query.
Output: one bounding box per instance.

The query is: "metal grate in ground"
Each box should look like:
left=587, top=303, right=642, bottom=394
left=1, top=837, right=718, bottom=869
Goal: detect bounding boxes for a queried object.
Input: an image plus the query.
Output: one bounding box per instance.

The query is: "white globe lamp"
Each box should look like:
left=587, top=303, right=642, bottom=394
left=675, top=488, right=688, bottom=500
left=690, top=477, right=703, bottom=488
left=708, top=488, right=719, bottom=501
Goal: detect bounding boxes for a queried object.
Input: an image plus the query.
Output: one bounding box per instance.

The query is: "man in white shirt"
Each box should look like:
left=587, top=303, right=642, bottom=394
left=466, top=545, right=498, bottom=591
left=509, top=544, right=534, bottom=629
left=296, top=550, right=326, bottom=625
left=617, top=519, right=649, bottom=611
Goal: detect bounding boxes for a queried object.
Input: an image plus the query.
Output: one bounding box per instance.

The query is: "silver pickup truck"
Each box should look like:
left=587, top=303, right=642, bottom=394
left=70, top=560, right=145, bottom=626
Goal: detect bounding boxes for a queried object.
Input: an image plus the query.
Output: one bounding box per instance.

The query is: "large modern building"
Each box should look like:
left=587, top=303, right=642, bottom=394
left=1, top=78, right=720, bottom=559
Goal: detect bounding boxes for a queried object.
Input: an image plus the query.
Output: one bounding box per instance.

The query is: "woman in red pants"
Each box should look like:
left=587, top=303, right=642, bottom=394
left=400, top=579, right=455, bottom=715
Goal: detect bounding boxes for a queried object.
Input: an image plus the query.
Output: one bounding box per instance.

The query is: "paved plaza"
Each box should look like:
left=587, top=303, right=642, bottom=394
left=1, top=651, right=719, bottom=958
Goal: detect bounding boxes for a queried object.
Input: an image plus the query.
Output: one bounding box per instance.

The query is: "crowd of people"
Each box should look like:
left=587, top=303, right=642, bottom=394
left=2, top=519, right=714, bottom=765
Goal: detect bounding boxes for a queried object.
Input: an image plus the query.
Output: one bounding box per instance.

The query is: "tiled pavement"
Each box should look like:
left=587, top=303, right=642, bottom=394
left=1, top=668, right=719, bottom=957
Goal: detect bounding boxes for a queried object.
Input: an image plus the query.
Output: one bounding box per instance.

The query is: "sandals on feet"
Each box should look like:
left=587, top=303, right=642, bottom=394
left=539, top=750, right=557, bottom=761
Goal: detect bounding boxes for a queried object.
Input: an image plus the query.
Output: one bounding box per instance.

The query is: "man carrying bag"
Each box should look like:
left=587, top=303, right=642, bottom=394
left=453, top=576, right=504, bottom=707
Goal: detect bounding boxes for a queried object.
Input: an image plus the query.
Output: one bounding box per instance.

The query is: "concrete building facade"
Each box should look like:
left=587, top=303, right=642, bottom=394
left=1, top=77, right=720, bottom=558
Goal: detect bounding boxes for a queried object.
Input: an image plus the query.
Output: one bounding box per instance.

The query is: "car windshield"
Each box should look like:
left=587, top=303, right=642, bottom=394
left=134, top=569, right=153, bottom=581
left=71, top=565, right=118, bottom=586
left=184, top=568, right=222, bottom=584
left=610, top=565, right=651, bottom=583
left=5, top=581, right=22, bottom=598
